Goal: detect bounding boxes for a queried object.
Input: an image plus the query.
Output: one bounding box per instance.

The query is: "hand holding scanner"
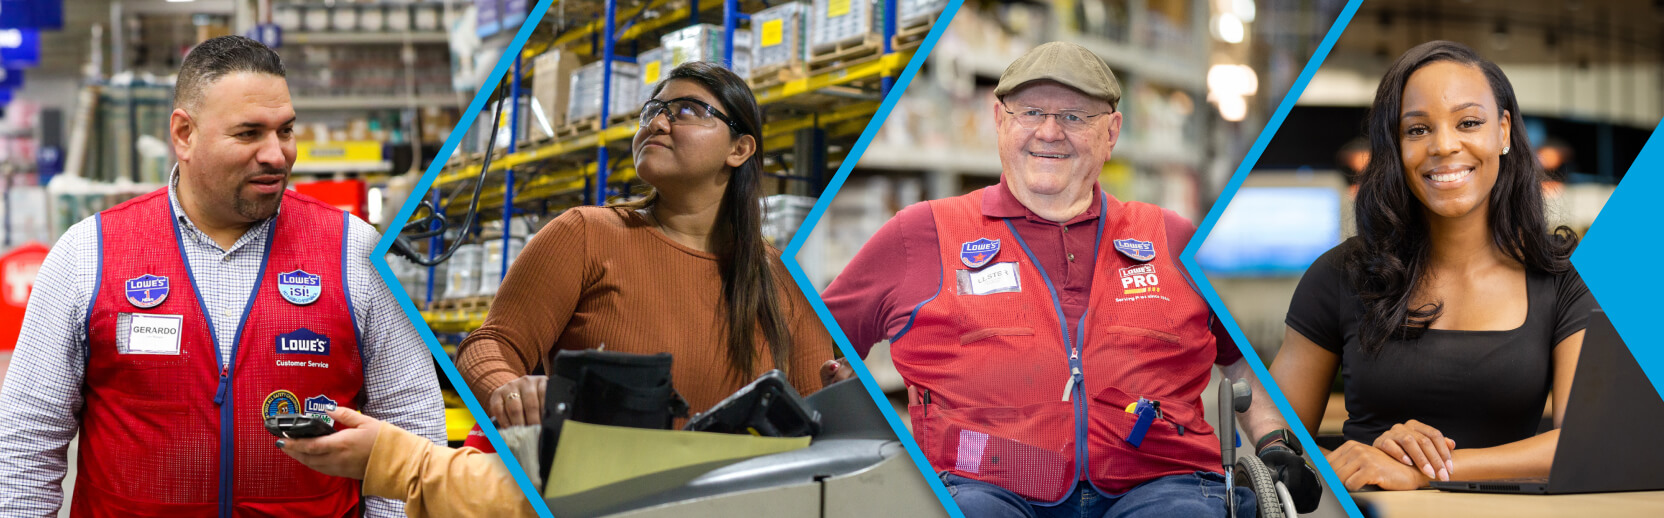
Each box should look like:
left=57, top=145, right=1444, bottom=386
left=265, top=413, right=336, bottom=439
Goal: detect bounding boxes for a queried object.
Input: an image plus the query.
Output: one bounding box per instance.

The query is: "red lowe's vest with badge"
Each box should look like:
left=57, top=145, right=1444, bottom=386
left=73, top=188, right=365, bottom=517
left=893, top=187, right=1221, bottom=503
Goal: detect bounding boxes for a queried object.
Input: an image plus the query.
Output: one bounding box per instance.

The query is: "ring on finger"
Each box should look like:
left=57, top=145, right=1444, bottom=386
left=507, top=392, right=521, bottom=400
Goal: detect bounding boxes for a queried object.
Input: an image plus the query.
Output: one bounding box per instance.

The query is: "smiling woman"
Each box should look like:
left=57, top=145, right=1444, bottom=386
left=1270, top=40, right=1598, bottom=491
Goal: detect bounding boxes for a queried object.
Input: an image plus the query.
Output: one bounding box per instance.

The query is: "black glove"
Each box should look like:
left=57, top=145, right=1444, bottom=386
left=1259, top=443, right=1322, bottom=513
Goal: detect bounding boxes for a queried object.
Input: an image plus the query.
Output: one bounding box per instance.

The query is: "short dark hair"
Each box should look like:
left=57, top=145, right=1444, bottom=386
left=174, top=35, right=286, bottom=111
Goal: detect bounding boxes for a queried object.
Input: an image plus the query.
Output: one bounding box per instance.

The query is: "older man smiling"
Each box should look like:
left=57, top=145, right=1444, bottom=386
left=823, top=42, right=1321, bottom=517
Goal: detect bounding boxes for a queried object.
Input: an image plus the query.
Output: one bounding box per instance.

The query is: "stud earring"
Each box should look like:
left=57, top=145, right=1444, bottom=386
left=1502, top=146, right=1510, bottom=155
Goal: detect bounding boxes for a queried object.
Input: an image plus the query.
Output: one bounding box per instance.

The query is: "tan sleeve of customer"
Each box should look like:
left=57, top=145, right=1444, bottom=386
left=456, top=209, right=594, bottom=403
left=777, top=259, right=834, bottom=396
left=363, top=423, right=538, bottom=518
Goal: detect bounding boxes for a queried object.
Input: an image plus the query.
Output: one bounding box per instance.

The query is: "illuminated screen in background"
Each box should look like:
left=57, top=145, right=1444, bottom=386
left=1197, top=187, right=1341, bottom=277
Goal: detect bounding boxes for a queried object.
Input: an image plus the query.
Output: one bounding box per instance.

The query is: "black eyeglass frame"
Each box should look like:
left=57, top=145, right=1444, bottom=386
left=639, top=96, right=742, bottom=133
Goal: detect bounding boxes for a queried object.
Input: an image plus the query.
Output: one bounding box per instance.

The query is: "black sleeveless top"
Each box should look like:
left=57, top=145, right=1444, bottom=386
left=1285, top=238, right=1597, bottom=448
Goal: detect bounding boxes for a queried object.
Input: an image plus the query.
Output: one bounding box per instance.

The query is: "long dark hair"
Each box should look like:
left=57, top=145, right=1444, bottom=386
left=1346, top=40, right=1576, bottom=354
left=624, top=61, right=792, bottom=383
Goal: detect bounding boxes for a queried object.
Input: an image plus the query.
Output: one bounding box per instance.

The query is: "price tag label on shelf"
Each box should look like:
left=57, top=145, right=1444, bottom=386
left=828, top=0, right=851, bottom=18
left=644, top=60, right=661, bottom=85
left=762, top=19, right=784, bottom=47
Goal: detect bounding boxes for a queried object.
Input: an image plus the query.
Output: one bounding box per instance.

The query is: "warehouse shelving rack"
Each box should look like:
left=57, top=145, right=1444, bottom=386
left=413, top=0, right=929, bottom=345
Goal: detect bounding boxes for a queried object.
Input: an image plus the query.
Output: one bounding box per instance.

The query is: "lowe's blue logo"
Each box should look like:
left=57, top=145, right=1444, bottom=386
left=960, top=238, right=1001, bottom=268
left=276, top=328, right=330, bottom=356
left=123, top=274, right=169, bottom=308
left=1113, top=238, right=1156, bottom=262
left=277, top=270, right=321, bottom=305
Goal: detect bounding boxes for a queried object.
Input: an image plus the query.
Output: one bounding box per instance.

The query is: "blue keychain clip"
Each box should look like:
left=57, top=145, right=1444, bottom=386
left=1126, top=398, right=1157, bottom=448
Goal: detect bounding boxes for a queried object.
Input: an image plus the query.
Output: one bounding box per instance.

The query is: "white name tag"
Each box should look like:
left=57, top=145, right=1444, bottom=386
left=125, top=313, right=183, bottom=355
left=956, top=262, right=1021, bottom=296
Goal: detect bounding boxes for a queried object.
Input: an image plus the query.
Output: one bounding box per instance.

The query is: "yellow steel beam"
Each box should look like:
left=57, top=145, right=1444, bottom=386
left=435, top=99, right=880, bottom=216
left=528, top=1, right=725, bottom=60
left=437, top=53, right=906, bottom=190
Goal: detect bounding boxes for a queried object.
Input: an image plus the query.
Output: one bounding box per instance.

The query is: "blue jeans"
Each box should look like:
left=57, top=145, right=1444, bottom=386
left=941, top=472, right=1257, bottom=518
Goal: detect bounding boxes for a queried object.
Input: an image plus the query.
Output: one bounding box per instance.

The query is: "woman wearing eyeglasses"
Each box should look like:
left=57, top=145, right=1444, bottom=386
left=454, top=60, right=844, bottom=429
left=274, top=62, right=846, bottom=516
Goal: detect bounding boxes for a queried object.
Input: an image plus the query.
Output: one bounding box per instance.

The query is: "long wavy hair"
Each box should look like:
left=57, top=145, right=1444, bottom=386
left=621, top=61, right=792, bottom=383
left=1346, top=40, right=1576, bottom=354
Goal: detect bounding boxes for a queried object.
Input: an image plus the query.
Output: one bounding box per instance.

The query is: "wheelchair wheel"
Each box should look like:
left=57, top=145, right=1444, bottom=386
left=1234, top=454, right=1287, bottom=518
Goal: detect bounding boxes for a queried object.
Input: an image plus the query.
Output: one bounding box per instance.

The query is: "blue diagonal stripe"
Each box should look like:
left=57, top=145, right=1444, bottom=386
left=780, top=1, right=968, bottom=516
left=369, top=1, right=557, bottom=516
left=1571, top=121, right=1664, bottom=407
left=1178, top=1, right=1366, bottom=517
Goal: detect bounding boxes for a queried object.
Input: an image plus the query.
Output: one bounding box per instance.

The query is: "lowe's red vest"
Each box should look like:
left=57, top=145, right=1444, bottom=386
left=894, top=188, right=1221, bottom=503
left=73, top=188, right=365, bottom=517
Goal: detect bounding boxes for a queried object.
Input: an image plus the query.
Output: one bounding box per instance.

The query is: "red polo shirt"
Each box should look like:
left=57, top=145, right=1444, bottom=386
left=823, top=180, right=1240, bottom=365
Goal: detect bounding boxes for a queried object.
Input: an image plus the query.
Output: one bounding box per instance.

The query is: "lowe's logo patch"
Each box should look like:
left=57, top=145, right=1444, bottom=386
left=276, top=328, right=330, bottom=355
left=124, top=274, right=170, bottom=308
left=1113, top=239, right=1156, bottom=262
left=304, top=394, right=338, bottom=425
left=960, top=238, right=1001, bottom=269
left=278, top=270, right=321, bottom=305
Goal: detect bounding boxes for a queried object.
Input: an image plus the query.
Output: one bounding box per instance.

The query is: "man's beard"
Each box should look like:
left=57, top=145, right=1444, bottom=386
left=232, top=169, right=286, bottom=221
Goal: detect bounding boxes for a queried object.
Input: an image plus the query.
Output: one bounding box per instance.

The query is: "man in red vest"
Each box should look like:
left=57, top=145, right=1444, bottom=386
left=823, top=42, right=1320, bottom=517
left=0, top=36, right=442, bottom=517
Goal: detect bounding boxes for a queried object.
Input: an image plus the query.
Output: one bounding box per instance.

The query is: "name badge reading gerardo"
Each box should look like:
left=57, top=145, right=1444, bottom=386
left=956, top=262, right=1021, bottom=296
left=123, top=313, right=184, bottom=355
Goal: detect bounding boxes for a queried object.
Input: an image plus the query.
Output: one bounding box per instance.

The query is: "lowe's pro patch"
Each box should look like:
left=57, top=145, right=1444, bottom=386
left=1119, top=264, right=1161, bottom=295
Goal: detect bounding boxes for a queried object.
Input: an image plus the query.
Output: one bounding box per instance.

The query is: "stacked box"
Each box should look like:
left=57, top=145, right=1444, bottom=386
left=567, top=60, right=642, bottom=122
left=732, top=29, right=754, bottom=79
left=809, top=0, right=880, bottom=52
left=637, top=46, right=669, bottom=99
left=752, top=2, right=809, bottom=73
left=899, top=0, right=946, bottom=27
left=658, top=24, right=752, bottom=77
left=533, top=49, right=582, bottom=129
left=662, top=24, right=724, bottom=69
left=442, top=244, right=483, bottom=300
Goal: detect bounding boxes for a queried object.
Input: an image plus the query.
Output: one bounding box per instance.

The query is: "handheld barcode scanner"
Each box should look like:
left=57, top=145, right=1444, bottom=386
left=265, top=413, right=335, bottom=439
left=684, top=370, right=821, bottom=437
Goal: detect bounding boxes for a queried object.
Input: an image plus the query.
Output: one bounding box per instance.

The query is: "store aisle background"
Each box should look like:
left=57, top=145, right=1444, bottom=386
left=800, top=1, right=1354, bottom=516
left=1197, top=0, right=1662, bottom=440
left=0, top=3, right=541, bottom=512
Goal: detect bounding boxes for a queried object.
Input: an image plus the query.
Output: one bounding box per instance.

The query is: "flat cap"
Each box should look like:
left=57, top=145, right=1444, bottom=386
left=994, top=41, right=1121, bottom=109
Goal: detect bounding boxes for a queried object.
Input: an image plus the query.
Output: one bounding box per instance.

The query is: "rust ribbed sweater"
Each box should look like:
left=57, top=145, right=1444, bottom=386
left=455, top=205, right=833, bottom=415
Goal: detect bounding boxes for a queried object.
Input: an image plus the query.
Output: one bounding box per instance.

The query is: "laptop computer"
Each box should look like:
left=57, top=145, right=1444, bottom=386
left=1430, top=309, right=1664, bottom=494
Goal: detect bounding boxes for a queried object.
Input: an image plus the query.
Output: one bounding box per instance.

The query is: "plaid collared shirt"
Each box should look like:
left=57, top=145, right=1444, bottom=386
left=0, top=174, right=443, bottom=517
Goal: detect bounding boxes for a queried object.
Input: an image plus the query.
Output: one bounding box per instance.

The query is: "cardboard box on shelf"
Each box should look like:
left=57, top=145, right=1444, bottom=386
left=655, top=24, right=753, bottom=80
left=752, top=2, right=809, bottom=75
left=567, top=60, right=642, bottom=123
left=638, top=47, right=669, bottom=97
left=809, top=0, right=880, bottom=52
left=533, top=49, right=582, bottom=130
